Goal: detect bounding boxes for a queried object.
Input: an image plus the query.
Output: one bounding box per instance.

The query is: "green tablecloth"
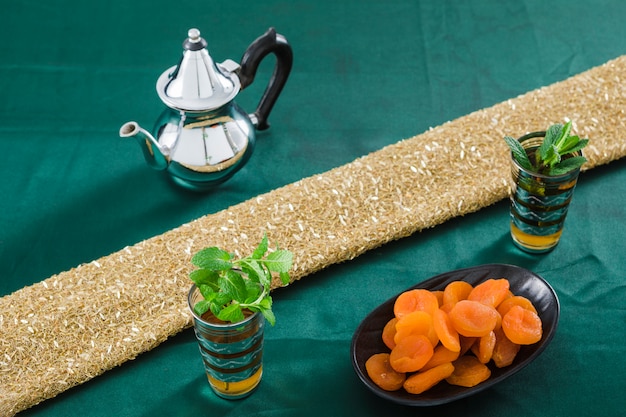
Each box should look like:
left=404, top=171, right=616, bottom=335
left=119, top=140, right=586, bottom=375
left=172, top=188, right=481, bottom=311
left=2, top=0, right=625, bottom=416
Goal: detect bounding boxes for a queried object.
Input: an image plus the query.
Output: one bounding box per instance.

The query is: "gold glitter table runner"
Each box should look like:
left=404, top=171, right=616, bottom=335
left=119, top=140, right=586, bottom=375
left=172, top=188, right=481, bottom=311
left=1, top=56, right=626, bottom=416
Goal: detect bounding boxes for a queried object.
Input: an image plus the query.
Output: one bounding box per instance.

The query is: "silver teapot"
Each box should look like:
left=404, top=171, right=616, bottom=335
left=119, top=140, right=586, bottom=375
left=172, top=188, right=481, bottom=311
left=120, top=28, right=292, bottom=191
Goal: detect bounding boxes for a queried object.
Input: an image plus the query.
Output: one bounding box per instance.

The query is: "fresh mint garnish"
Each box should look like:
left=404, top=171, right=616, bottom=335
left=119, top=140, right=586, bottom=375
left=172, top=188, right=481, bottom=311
left=189, top=234, right=293, bottom=325
left=505, top=121, right=589, bottom=176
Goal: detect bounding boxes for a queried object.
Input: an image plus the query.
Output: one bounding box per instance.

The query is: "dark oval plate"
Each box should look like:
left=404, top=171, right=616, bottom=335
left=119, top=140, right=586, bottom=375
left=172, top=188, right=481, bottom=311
left=351, top=263, right=560, bottom=406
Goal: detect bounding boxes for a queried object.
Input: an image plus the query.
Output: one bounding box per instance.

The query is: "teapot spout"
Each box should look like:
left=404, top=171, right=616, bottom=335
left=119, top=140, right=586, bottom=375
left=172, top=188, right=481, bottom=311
left=120, top=121, right=169, bottom=170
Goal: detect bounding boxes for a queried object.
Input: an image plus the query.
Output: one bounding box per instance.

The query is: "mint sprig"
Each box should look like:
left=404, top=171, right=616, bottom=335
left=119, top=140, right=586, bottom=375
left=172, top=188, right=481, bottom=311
left=504, top=121, right=588, bottom=176
left=189, top=234, right=293, bottom=325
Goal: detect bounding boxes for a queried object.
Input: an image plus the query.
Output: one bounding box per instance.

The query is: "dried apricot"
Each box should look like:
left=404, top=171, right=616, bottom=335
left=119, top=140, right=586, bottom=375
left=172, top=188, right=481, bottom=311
left=393, top=289, right=439, bottom=318
left=459, top=336, right=477, bottom=356
left=421, top=344, right=460, bottom=371
left=389, top=334, right=434, bottom=373
left=442, top=280, right=473, bottom=306
left=501, top=305, right=542, bottom=345
left=432, top=308, right=460, bottom=352
left=365, top=353, right=406, bottom=391
left=492, top=327, right=521, bottom=368
left=432, top=290, right=445, bottom=307
left=497, top=295, right=538, bottom=317
left=448, top=300, right=499, bottom=337
left=467, top=278, right=510, bottom=308
left=394, top=310, right=438, bottom=347
left=382, top=317, right=398, bottom=350
left=446, top=356, right=491, bottom=387
left=403, top=362, right=455, bottom=394
left=471, top=330, right=496, bottom=364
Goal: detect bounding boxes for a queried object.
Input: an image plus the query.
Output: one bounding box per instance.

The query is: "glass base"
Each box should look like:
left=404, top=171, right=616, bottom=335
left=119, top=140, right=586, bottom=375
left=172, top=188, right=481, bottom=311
left=510, top=223, right=563, bottom=254
left=207, top=366, right=263, bottom=400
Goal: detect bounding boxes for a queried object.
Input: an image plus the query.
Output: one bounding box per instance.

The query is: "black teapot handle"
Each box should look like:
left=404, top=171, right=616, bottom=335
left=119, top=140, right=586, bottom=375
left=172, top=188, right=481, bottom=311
left=238, top=28, right=293, bottom=131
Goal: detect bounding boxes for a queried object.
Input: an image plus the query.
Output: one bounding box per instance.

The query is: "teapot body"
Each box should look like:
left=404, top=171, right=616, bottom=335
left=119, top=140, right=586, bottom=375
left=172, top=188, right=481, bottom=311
left=120, top=27, right=292, bottom=191
left=153, top=102, right=255, bottom=190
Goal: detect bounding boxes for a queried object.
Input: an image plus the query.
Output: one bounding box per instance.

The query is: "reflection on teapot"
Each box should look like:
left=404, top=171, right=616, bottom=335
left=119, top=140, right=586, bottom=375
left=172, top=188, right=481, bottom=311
left=120, top=28, right=293, bottom=191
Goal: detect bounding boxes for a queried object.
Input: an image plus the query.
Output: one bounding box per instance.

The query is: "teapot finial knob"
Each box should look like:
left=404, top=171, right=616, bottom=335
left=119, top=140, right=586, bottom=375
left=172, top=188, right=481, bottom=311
left=187, top=28, right=201, bottom=42
left=183, top=28, right=207, bottom=51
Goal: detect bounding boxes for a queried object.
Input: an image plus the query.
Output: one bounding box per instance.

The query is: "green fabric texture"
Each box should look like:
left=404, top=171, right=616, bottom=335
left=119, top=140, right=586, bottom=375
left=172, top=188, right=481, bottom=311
left=1, top=0, right=625, bottom=416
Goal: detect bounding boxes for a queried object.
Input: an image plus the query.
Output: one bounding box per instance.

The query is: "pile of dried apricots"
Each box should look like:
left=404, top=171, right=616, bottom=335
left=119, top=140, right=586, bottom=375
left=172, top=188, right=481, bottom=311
left=365, top=278, right=543, bottom=394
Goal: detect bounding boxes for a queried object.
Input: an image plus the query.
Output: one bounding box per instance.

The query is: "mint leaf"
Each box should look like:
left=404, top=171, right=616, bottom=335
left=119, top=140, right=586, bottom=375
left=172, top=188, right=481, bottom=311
left=561, top=138, right=588, bottom=155
left=279, top=271, right=291, bottom=285
left=262, top=310, right=276, bottom=326
left=213, top=292, right=232, bottom=306
left=198, top=283, right=217, bottom=300
left=244, top=281, right=262, bottom=304
left=189, top=268, right=219, bottom=287
left=542, top=144, right=560, bottom=168
left=239, top=259, right=268, bottom=284
left=559, top=134, right=580, bottom=153
left=265, top=250, right=294, bottom=273
left=548, top=156, right=587, bottom=175
left=218, top=269, right=248, bottom=303
left=258, top=300, right=276, bottom=326
left=217, top=304, right=245, bottom=323
left=251, top=233, right=269, bottom=259
left=193, top=300, right=211, bottom=316
left=504, top=136, right=533, bottom=170
left=259, top=296, right=272, bottom=310
left=192, top=247, right=233, bottom=270
left=213, top=293, right=233, bottom=309
left=554, top=121, right=572, bottom=149
left=539, top=123, right=562, bottom=160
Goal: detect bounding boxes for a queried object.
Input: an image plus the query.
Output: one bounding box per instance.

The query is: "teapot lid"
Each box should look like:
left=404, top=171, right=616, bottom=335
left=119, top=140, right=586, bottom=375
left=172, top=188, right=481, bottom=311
left=156, top=28, right=240, bottom=112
